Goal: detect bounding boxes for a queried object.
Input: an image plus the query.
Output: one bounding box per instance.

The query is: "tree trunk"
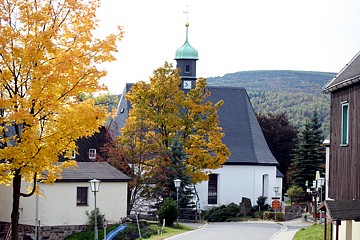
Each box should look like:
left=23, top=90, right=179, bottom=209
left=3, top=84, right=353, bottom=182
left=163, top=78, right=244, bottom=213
left=11, top=171, right=21, bottom=240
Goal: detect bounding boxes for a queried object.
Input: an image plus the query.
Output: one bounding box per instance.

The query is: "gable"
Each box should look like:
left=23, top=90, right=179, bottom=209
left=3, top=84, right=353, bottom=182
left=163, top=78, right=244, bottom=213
left=323, top=51, right=360, bottom=93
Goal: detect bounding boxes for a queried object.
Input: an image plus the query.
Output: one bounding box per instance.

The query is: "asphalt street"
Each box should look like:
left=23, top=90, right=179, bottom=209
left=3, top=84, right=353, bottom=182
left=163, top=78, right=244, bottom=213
left=167, top=222, right=282, bottom=240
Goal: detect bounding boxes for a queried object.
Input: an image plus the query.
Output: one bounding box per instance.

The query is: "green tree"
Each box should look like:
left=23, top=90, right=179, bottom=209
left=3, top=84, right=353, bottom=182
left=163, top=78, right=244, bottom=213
left=286, top=185, right=305, bottom=204
left=116, top=62, right=230, bottom=208
left=166, top=140, right=196, bottom=211
left=289, top=111, right=325, bottom=189
left=256, top=112, right=299, bottom=189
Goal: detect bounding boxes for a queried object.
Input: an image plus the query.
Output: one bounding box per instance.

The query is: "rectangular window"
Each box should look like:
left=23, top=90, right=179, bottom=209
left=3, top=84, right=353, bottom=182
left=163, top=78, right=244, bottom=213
left=341, top=101, right=349, bottom=146
left=185, top=65, right=190, bottom=73
left=89, top=149, right=96, bottom=159
left=77, top=187, right=88, bottom=206
left=208, top=174, right=218, bottom=204
left=71, top=151, right=76, bottom=159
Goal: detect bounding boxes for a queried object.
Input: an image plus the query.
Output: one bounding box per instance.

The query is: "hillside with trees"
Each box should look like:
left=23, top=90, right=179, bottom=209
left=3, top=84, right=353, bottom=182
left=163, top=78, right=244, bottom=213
left=206, top=70, right=335, bottom=134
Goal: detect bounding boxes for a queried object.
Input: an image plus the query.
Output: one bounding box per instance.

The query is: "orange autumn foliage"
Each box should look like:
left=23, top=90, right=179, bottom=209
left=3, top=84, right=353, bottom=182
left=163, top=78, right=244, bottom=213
left=0, top=1, right=123, bottom=237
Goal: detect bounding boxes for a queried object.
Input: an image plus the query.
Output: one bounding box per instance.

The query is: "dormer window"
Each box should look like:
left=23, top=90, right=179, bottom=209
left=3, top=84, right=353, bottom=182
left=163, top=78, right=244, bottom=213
left=71, top=151, right=76, bottom=159
left=89, top=149, right=96, bottom=159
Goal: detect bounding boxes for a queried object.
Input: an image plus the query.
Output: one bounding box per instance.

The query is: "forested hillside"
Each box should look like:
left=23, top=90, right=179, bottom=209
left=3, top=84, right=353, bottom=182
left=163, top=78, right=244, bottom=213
left=206, top=70, right=335, bottom=134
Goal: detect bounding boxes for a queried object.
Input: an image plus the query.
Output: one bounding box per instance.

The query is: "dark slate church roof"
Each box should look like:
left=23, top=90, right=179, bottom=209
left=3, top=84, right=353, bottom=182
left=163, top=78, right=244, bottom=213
left=323, top=50, right=360, bottom=93
left=206, top=86, right=278, bottom=166
left=108, top=83, right=133, bottom=138
left=110, top=84, right=278, bottom=166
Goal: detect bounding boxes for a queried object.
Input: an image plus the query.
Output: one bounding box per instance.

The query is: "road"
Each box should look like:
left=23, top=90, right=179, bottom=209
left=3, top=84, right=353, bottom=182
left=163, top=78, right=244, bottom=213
left=167, top=222, right=282, bottom=240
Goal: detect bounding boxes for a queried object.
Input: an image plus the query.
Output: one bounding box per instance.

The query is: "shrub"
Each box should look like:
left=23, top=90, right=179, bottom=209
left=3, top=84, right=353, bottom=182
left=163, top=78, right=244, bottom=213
left=287, top=185, right=304, bottom=204
left=158, top=198, right=179, bottom=226
left=202, top=203, right=240, bottom=222
left=256, top=196, right=270, bottom=211
left=86, top=208, right=105, bottom=230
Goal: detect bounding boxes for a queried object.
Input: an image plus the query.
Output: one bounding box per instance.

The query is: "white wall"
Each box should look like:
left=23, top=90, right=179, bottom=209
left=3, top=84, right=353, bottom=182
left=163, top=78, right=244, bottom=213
left=195, top=165, right=278, bottom=210
left=275, top=177, right=283, bottom=199
left=334, top=221, right=360, bottom=240
left=0, top=181, right=128, bottom=226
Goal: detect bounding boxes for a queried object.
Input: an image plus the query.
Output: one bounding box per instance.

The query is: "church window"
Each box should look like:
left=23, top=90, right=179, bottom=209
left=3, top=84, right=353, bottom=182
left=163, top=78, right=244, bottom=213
left=208, top=174, right=218, bottom=204
left=185, top=65, right=190, bottom=73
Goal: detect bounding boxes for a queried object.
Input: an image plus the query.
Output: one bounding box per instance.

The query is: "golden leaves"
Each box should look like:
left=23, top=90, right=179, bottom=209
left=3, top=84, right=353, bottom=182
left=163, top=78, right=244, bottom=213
left=119, top=63, right=230, bottom=184
left=0, top=0, right=122, bottom=186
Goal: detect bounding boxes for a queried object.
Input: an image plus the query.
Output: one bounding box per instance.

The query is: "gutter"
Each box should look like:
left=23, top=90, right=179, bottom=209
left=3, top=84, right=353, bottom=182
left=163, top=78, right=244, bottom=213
left=322, top=75, right=360, bottom=93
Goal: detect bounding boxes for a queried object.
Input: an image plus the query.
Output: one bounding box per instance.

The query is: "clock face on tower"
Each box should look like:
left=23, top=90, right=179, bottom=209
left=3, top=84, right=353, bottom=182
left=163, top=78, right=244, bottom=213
left=183, top=80, right=192, bottom=89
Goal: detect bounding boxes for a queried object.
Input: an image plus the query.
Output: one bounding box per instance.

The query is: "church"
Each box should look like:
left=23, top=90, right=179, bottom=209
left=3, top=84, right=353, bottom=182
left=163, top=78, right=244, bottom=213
left=110, top=22, right=282, bottom=210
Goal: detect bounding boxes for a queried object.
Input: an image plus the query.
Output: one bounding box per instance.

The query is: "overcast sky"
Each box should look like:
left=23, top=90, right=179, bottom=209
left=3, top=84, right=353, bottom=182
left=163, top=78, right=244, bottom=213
left=95, top=0, right=360, bottom=94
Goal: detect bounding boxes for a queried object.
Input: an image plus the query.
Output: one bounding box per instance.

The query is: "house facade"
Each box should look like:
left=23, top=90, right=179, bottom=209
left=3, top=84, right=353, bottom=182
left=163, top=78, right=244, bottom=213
left=322, top=50, right=360, bottom=240
left=0, top=162, right=130, bottom=239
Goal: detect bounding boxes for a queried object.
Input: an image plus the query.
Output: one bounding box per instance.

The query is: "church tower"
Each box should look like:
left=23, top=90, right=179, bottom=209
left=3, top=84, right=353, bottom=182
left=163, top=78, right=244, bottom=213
left=175, top=22, right=198, bottom=90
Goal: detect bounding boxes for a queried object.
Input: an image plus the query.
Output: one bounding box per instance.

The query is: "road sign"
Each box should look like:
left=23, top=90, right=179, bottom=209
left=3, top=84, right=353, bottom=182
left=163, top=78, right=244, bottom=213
left=272, top=200, right=281, bottom=210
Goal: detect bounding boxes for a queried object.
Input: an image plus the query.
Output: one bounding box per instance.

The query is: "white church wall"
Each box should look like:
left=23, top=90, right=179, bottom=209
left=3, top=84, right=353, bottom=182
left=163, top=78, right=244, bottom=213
left=195, top=165, right=277, bottom=210
left=275, top=176, right=283, bottom=199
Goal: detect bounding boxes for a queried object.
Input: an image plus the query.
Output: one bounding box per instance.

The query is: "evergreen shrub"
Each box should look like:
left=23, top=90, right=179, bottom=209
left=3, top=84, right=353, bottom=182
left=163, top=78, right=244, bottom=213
left=158, top=198, right=179, bottom=226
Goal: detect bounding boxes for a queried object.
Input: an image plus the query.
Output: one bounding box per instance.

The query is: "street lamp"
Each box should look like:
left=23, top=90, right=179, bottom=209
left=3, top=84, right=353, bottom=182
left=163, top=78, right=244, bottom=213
left=273, top=186, right=279, bottom=198
left=89, top=179, right=101, bottom=240
left=173, top=179, right=181, bottom=223
left=273, top=186, right=280, bottom=221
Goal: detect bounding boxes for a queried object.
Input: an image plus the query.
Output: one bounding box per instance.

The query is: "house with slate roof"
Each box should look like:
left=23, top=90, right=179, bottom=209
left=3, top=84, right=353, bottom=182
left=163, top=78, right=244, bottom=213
left=109, top=22, right=281, bottom=210
left=0, top=162, right=130, bottom=239
left=321, top=51, right=360, bottom=240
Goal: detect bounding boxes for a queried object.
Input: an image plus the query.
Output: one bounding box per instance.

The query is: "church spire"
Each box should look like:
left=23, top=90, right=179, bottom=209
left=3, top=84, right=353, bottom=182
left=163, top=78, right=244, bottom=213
left=175, top=5, right=198, bottom=90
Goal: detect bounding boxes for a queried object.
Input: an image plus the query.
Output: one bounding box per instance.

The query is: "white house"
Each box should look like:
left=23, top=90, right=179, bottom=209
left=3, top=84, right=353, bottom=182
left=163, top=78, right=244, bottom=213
left=0, top=162, right=130, bottom=239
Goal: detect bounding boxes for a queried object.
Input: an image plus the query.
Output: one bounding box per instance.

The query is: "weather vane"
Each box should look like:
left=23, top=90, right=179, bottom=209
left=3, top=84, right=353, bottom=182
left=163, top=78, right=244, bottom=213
left=183, top=1, right=190, bottom=24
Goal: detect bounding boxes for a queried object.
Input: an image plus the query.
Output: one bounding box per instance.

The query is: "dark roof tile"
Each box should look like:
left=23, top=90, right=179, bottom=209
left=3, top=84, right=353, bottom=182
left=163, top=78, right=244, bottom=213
left=320, top=199, right=360, bottom=221
left=323, top=51, right=360, bottom=92
left=57, top=162, right=130, bottom=182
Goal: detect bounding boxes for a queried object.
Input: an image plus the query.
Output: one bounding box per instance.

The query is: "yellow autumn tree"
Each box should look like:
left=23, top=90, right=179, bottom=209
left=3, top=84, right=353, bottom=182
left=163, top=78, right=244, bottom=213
left=0, top=0, right=123, bottom=238
left=118, top=62, right=230, bottom=204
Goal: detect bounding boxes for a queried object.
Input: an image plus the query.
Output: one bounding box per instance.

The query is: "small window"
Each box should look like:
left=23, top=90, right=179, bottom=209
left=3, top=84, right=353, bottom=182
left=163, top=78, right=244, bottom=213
left=77, top=187, right=88, bottom=206
left=341, top=101, right=349, bottom=146
left=208, top=174, right=218, bottom=205
left=185, top=65, right=190, bottom=73
left=71, top=151, right=76, bottom=159
left=89, top=149, right=96, bottom=159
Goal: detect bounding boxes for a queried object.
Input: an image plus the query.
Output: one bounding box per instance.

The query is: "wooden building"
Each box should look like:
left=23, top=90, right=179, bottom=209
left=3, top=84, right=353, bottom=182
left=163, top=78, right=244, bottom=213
left=322, top=51, right=360, bottom=240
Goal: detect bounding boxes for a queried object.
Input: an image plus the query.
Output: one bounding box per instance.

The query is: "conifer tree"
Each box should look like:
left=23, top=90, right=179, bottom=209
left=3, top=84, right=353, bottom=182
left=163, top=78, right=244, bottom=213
left=289, top=111, right=325, bottom=189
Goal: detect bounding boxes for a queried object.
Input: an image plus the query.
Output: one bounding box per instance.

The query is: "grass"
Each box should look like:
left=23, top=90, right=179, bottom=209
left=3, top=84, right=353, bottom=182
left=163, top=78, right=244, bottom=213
left=293, top=223, right=331, bottom=240
left=65, top=222, right=193, bottom=240
left=139, top=224, right=193, bottom=240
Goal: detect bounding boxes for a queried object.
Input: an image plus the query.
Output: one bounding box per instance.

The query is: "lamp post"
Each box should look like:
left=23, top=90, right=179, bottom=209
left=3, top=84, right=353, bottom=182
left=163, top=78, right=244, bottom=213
left=273, top=186, right=279, bottom=198
left=173, top=179, right=182, bottom=223
left=273, top=186, right=280, bottom=221
left=89, top=179, right=101, bottom=240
